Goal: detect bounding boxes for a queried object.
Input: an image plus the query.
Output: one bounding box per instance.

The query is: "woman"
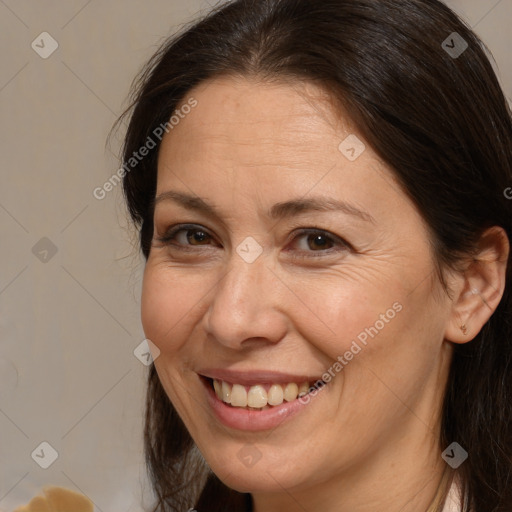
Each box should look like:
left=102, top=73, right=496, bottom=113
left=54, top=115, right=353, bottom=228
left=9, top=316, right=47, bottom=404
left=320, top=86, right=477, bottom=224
left=116, top=0, right=512, bottom=510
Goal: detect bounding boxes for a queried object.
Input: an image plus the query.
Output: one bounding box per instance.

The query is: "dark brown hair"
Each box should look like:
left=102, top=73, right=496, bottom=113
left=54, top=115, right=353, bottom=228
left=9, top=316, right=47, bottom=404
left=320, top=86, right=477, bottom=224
left=116, top=1, right=512, bottom=510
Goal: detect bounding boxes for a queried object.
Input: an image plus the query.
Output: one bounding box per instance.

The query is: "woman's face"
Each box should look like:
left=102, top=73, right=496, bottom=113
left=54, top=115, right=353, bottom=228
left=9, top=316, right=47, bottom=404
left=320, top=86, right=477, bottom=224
left=141, top=77, right=453, bottom=496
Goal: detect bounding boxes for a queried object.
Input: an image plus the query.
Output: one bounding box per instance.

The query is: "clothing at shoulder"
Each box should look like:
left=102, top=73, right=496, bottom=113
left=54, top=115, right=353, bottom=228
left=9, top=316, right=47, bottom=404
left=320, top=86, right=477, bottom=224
left=442, top=477, right=463, bottom=512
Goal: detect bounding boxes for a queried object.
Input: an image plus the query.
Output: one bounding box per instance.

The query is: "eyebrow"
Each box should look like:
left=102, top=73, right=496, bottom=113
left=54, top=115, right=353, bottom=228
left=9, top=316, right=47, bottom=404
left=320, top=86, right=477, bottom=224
left=153, top=190, right=375, bottom=224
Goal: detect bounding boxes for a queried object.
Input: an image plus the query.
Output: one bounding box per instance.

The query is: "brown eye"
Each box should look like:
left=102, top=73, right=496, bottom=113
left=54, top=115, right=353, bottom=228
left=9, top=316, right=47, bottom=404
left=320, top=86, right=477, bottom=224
left=293, top=230, right=340, bottom=252
left=184, top=229, right=211, bottom=245
left=157, top=224, right=217, bottom=248
left=305, top=233, right=334, bottom=251
left=289, top=228, right=351, bottom=258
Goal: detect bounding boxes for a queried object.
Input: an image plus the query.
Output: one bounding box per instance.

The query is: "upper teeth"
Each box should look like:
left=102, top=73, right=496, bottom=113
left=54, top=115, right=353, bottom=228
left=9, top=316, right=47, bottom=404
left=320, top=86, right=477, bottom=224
left=212, top=379, right=312, bottom=409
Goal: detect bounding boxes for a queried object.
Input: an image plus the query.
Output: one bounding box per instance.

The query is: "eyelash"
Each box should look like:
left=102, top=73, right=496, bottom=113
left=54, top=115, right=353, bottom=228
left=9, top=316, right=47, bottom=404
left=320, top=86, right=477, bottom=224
left=155, top=223, right=352, bottom=258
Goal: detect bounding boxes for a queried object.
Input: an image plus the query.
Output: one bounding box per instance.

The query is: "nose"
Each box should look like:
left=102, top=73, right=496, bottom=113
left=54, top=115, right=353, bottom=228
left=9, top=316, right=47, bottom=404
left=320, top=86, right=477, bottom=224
left=203, top=252, right=288, bottom=350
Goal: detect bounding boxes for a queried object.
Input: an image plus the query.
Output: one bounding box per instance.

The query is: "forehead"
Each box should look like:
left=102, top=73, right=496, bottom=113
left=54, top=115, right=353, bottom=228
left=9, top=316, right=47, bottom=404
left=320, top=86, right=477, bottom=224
left=157, top=76, right=357, bottom=171
left=155, top=76, right=408, bottom=218
left=186, top=75, right=345, bottom=123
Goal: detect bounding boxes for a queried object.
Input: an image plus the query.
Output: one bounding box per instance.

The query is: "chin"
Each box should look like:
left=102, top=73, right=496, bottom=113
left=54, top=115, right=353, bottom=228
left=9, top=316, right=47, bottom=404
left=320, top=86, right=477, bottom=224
left=216, top=470, right=292, bottom=494
left=204, top=450, right=310, bottom=493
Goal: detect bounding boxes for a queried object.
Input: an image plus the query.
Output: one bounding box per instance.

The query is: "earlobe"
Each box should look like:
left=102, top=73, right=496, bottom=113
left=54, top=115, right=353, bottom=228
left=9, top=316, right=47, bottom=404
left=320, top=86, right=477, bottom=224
left=445, top=289, right=478, bottom=342
left=444, top=226, right=509, bottom=344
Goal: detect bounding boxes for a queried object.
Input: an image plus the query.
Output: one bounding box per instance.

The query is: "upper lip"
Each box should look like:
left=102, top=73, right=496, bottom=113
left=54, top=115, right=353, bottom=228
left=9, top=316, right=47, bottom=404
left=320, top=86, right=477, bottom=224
left=198, top=368, right=324, bottom=386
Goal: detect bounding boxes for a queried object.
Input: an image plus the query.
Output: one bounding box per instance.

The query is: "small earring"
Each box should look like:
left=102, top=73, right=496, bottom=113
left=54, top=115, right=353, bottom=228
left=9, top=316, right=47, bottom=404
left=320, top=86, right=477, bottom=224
left=460, top=324, right=468, bottom=335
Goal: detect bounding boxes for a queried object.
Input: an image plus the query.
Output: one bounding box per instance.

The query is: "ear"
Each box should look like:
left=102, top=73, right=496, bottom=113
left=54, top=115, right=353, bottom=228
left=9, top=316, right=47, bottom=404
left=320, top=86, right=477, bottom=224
left=444, top=226, right=509, bottom=343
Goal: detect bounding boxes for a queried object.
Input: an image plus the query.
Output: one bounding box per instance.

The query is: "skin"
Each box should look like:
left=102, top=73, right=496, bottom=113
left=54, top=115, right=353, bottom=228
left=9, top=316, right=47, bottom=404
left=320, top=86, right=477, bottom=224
left=141, top=76, right=509, bottom=512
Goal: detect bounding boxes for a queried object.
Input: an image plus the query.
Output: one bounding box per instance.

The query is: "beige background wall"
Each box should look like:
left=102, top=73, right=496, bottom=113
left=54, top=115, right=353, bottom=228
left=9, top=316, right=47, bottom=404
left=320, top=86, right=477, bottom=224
left=1, top=1, right=510, bottom=511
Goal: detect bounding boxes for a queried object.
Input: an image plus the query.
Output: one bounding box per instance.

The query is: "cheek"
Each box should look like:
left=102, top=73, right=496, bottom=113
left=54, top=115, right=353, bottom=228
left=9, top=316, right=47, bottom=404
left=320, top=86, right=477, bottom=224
left=286, top=266, right=439, bottom=403
left=282, top=269, right=407, bottom=363
left=140, top=263, right=205, bottom=354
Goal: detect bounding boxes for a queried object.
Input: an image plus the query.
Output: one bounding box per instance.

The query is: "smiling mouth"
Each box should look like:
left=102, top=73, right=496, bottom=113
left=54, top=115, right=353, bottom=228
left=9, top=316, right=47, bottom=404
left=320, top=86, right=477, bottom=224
left=203, top=377, right=326, bottom=410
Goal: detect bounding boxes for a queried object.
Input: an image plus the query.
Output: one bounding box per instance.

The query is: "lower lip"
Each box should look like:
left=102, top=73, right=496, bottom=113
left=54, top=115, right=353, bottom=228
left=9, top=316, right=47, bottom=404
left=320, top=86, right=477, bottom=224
left=201, top=378, right=324, bottom=431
